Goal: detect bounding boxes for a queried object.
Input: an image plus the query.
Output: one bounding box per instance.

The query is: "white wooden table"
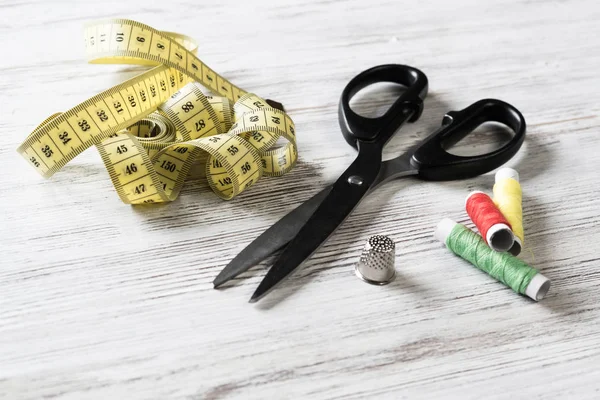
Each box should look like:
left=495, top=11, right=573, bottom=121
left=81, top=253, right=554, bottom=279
left=2, top=1, right=600, bottom=398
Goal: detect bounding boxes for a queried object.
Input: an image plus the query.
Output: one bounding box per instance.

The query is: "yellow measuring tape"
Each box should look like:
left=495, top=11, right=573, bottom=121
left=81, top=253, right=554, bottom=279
left=17, top=19, right=297, bottom=203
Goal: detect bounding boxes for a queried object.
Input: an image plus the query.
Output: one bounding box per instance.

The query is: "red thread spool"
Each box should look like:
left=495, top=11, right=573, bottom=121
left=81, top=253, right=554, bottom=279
left=465, top=191, right=515, bottom=252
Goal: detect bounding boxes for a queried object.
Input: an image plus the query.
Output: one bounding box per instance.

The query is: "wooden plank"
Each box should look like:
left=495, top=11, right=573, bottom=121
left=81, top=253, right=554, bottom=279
left=1, top=0, right=599, bottom=398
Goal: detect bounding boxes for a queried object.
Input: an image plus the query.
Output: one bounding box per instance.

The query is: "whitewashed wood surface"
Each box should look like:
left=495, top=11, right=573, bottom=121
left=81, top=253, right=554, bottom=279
left=1, top=0, right=600, bottom=398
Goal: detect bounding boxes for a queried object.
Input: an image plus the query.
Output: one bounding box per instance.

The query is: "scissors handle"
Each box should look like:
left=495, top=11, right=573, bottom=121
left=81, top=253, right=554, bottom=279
left=411, top=99, right=526, bottom=180
left=339, top=64, right=428, bottom=148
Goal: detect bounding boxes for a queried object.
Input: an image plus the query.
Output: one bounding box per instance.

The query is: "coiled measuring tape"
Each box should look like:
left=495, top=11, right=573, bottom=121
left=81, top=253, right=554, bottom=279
left=16, top=19, right=297, bottom=203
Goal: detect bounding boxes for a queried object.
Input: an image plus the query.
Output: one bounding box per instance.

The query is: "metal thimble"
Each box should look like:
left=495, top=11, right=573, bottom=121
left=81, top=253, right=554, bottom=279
left=355, top=235, right=396, bottom=285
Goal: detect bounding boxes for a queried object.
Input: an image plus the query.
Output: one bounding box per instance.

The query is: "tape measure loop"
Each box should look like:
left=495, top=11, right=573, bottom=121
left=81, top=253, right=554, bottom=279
left=17, top=19, right=298, bottom=204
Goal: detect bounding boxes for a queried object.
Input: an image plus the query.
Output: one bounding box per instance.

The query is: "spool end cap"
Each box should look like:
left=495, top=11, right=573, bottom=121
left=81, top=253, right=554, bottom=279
left=465, top=190, right=487, bottom=206
left=508, top=236, right=522, bottom=256
left=486, top=223, right=514, bottom=252
left=495, top=167, right=519, bottom=183
left=525, top=273, right=551, bottom=301
left=435, top=218, right=458, bottom=245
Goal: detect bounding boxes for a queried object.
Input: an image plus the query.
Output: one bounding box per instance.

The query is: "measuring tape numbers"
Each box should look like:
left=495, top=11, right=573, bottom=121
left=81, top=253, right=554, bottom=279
left=17, top=19, right=297, bottom=204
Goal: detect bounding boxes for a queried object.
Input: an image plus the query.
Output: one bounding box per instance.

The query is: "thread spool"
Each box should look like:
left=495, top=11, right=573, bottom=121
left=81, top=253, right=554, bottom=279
left=494, top=168, right=523, bottom=256
left=435, top=219, right=550, bottom=301
left=466, top=191, right=514, bottom=252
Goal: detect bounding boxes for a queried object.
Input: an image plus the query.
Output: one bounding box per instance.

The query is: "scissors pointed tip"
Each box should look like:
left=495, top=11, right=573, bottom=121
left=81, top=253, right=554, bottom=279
left=212, top=275, right=228, bottom=289
left=249, top=290, right=263, bottom=303
left=249, top=282, right=271, bottom=303
left=213, top=260, right=247, bottom=288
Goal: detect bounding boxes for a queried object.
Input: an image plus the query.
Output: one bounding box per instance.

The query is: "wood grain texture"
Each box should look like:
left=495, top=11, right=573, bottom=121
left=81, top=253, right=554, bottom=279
left=1, top=0, right=600, bottom=398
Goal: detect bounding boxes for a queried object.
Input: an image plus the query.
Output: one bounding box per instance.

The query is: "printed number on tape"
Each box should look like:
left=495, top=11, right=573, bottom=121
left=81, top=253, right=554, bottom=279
left=17, top=19, right=297, bottom=203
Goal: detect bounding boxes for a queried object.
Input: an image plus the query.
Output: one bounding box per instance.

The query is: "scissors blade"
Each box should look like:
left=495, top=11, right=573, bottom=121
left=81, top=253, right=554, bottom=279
left=215, top=146, right=418, bottom=289
left=213, top=187, right=331, bottom=288
left=249, top=154, right=380, bottom=302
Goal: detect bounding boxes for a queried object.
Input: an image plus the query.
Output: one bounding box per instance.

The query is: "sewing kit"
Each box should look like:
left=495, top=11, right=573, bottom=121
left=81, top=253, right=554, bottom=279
left=18, top=19, right=551, bottom=305
left=213, top=64, right=537, bottom=303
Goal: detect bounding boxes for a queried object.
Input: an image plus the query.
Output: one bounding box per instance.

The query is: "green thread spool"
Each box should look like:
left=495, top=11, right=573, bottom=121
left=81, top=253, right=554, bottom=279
left=434, top=218, right=550, bottom=301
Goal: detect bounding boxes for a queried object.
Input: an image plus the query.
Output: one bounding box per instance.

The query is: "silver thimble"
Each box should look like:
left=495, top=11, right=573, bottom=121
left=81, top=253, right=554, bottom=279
left=355, top=235, right=396, bottom=285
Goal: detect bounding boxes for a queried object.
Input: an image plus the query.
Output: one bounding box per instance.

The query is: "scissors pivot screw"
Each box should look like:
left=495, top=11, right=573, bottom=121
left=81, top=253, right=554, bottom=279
left=347, top=175, right=364, bottom=186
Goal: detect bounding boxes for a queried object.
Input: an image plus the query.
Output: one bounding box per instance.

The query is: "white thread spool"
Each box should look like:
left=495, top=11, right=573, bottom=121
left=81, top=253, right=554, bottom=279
left=495, top=168, right=522, bottom=256
left=465, top=191, right=515, bottom=253
left=434, top=218, right=551, bottom=301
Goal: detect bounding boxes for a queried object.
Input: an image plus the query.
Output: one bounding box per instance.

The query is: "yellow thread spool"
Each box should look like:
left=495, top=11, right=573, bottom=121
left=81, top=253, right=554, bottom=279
left=493, top=168, right=523, bottom=256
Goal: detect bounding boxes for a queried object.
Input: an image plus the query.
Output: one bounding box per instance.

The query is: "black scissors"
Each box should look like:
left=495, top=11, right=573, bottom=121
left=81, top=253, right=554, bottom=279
left=214, top=64, right=526, bottom=302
